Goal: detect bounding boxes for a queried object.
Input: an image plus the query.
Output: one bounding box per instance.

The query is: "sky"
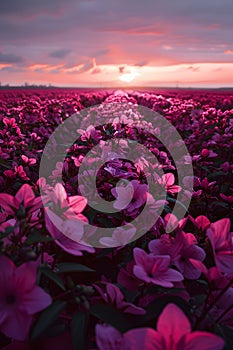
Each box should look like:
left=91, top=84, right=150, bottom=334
left=0, top=0, right=233, bottom=88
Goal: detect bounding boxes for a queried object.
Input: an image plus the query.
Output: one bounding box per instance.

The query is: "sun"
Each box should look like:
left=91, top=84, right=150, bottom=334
left=119, top=70, right=140, bottom=83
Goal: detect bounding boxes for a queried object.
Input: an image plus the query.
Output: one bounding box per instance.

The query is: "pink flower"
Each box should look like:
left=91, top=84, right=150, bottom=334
left=99, top=225, right=136, bottom=248
left=124, top=303, right=224, bottom=350
left=96, top=324, right=129, bottom=350
left=157, top=173, right=181, bottom=195
left=133, top=248, right=183, bottom=287
left=193, top=149, right=218, bottom=160
left=163, top=213, right=188, bottom=233
left=0, top=184, right=42, bottom=216
left=220, top=194, right=233, bottom=204
left=201, top=149, right=210, bottom=158
left=46, top=183, right=87, bottom=221
left=0, top=255, right=52, bottom=341
left=210, top=287, right=233, bottom=329
left=96, top=304, right=224, bottom=350
left=189, top=259, right=229, bottom=290
left=3, top=170, right=15, bottom=179
left=207, top=218, right=233, bottom=276
left=149, top=231, right=206, bottom=279
left=200, top=178, right=216, bottom=191
left=111, top=180, right=148, bottom=212
left=37, top=177, right=52, bottom=194
left=3, top=118, right=17, bottom=127
left=49, top=162, right=65, bottom=179
left=94, top=283, right=145, bottom=315
left=190, top=215, right=211, bottom=231
left=117, top=261, right=141, bottom=291
left=14, top=165, right=29, bottom=181
left=21, top=155, right=36, bottom=165
left=45, top=208, right=94, bottom=256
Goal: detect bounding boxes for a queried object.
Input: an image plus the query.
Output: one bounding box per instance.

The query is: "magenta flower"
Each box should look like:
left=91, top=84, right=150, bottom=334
left=21, top=155, right=36, bottom=165
left=200, top=178, right=216, bottom=191
left=96, top=324, right=129, bottom=350
left=193, top=148, right=218, bottom=161
left=99, top=225, right=136, bottom=248
left=45, top=208, right=94, bottom=256
left=111, top=180, right=148, bottom=212
left=210, top=287, right=233, bottom=329
left=14, top=165, right=29, bottom=181
left=94, top=283, right=145, bottom=315
left=190, top=215, right=211, bottom=231
left=46, top=183, right=87, bottom=221
left=149, top=231, right=206, bottom=279
left=207, top=218, right=233, bottom=276
left=0, top=255, right=52, bottom=341
left=220, top=193, right=233, bottom=204
left=133, top=248, right=183, bottom=287
left=124, top=303, right=224, bottom=350
left=0, top=184, right=42, bottom=216
left=117, top=261, right=141, bottom=291
left=96, top=304, right=224, bottom=349
left=157, top=173, right=181, bottom=195
left=163, top=213, right=187, bottom=233
left=189, top=259, right=229, bottom=290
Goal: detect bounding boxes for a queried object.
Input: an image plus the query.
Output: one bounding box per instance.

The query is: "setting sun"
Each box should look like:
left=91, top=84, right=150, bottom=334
left=119, top=70, right=140, bottom=83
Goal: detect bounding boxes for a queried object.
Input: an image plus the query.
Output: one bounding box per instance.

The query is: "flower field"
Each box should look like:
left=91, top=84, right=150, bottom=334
left=0, top=88, right=233, bottom=349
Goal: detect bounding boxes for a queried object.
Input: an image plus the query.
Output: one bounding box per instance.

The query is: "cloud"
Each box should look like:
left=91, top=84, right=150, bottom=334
left=0, top=0, right=233, bottom=86
left=91, top=67, right=101, bottom=74
left=62, top=58, right=101, bottom=74
left=90, top=58, right=102, bottom=74
left=186, top=65, right=200, bottom=72
left=94, top=49, right=110, bottom=57
left=0, top=63, right=12, bottom=70
left=0, top=52, right=23, bottom=63
left=134, top=60, right=147, bottom=67
left=28, top=63, right=64, bottom=73
left=50, top=49, right=71, bottom=58
left=62, top=64, right=83, bottom=73
left=0, top=0, right=73, bottom=16
left=28, top=64, right=49, bottom=72
left=162, top=45, right=173, bottom=50
left=224, top=49, right=233, bottom=55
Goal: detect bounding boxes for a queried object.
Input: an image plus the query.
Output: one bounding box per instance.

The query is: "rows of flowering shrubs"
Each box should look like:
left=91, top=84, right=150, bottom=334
left=0, top=88, right=232, bottom=349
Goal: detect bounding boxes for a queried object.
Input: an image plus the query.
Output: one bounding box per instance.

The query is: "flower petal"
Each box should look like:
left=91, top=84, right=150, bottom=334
left=184, top=332, right=224, bottom=350
left=157, top=303, right=191, bottom=344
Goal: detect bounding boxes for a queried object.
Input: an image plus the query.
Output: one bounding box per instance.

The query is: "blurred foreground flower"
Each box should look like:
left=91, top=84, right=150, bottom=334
left=96, top=303, right=224, bottom=350
left=0, top=184, right=42, bottom=216
left=0, top=255, right=52, bottom=341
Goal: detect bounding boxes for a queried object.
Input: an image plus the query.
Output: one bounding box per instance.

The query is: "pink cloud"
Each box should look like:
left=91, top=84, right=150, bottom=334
left=224, top=49, right=233, bottom=55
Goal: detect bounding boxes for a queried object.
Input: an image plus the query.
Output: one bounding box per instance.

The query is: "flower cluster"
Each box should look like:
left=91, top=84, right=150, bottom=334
left=0, top=88, right=232, bottom=349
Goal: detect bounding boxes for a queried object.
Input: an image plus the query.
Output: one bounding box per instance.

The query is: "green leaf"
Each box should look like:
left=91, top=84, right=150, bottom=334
left=25, top=231, right=55, bottom=244
left=90, top=304, right=132, bottom=333
left=39, top=266, right=66, bottom=291
left=57, top=262, right=95, bottom=273
left=71, top=312, right=89, bottom=350
left=208, top=171, right=226, bottom=179
left=30, top=301, right=67, bottom=340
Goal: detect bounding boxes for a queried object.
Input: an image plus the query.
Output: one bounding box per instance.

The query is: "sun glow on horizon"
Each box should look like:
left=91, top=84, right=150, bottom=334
left=119, top=70, right=140, bottom=83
